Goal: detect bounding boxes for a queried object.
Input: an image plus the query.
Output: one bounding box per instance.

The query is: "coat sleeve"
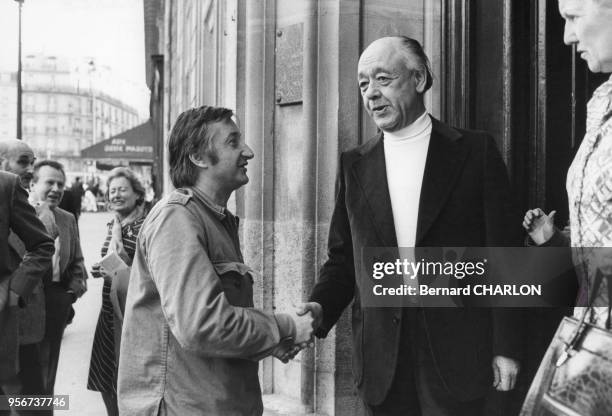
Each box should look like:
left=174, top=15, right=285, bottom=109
left=64, top=213, right=87, bottom=297
left=145, top=204, right=294, bottom=358
left=309, top=154, right=356, bottom=337
left=8, top=176, right=55, bottom=298
left=482, top=134, right=525, bottom=360
left=541, top=229, right=571, bottom=247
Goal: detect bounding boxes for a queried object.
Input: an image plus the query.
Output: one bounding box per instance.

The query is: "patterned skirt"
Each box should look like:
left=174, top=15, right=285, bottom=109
left=87, top=280, right=116, bottom=394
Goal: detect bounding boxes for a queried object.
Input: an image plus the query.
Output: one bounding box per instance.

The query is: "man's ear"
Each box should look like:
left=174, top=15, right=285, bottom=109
left=414, top=69, right=427, bottom=94
left=189, top=153, right=208, bottom=169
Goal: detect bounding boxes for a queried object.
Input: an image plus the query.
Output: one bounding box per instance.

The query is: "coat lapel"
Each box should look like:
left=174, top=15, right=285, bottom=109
left=415, top=118, right=469, bottom=245
left=54, top=210, right=70, bottom=275
left=351, top=133, right=398, bottom=247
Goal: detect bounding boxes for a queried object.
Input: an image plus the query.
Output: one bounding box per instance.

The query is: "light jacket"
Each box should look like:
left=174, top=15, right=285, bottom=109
left=118, top=187, right=294, bottom=416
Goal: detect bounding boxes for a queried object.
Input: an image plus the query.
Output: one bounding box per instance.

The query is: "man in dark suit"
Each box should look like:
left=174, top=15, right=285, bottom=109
left=59, top=177, right=84, bottom=223
left=0, top=139, right=36, bottom=189
left=298, top=37, right=522, bottom=415
left=0, top=169, right=54, bottom=401
left=28, top=160, right=87, bottom=400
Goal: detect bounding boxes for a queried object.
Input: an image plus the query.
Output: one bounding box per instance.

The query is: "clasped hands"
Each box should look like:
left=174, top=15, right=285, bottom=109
left=272, top=302, right=323, bottom=363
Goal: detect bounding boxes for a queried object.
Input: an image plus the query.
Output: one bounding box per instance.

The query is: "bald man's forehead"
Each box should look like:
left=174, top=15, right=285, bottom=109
left=358, top=41, right=406, bottom=78
left=8, top=147, right=35, bottom=160
left=0, top=139, right=34, bottom=157
left=359, top=38, right=408, bottom=65
left=361, top=38, right=398, bottom=58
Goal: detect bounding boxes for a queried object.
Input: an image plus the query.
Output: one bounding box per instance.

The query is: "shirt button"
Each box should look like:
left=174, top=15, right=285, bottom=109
left=392, top=316, right=400, bottom=325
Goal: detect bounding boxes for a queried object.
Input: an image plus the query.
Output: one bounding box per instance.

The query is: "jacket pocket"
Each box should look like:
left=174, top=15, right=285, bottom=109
left=213, top=261, right=255, bottom=307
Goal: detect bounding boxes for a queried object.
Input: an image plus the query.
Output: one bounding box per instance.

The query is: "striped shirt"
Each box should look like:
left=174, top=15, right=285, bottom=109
left=87, top=216, right=145, bottom=394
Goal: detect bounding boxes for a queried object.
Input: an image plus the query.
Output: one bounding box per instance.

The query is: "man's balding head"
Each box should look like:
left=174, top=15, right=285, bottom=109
left=360, top=37, right=433, bottom=92
left=0, top=139, right=36, bottom=188
left=357, top=36, right=432, bottom=132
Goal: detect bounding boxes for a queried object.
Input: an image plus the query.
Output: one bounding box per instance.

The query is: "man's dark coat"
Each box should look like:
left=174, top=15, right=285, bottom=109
left=310, top=117, right=523, bottom=405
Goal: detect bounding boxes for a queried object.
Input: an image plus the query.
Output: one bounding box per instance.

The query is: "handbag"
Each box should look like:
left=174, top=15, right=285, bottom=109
left=520, top=271, right=612, bottom=415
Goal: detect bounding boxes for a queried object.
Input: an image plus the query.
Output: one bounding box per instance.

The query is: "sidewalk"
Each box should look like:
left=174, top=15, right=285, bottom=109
left=55, top=212, right=111, bottom=415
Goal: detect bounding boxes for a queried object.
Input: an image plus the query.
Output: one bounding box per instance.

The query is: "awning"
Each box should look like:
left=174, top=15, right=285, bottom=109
left=81, top=121, right=155, bottom=161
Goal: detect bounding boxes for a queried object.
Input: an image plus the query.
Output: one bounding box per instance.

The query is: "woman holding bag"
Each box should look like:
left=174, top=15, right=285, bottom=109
left=87, top=167, right=147, bottom=416
left=520, top=0, right=612, bottom=414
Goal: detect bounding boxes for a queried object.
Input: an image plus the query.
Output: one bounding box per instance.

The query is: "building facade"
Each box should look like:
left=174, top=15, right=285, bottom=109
left=0, top=72, right=18, bottom=140
left=143, top=1, right=607, bottom=415
left=0, top=54, right=141, bottom=174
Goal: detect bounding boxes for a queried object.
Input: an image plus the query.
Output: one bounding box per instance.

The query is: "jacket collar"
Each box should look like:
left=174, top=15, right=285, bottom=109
left=190, top=187, right=228, bottom=220
left=415, top=117, right=467, bottom=244
left=351, top=131, right=396, bottom=247
left=351, top=116, right=467, bottom=246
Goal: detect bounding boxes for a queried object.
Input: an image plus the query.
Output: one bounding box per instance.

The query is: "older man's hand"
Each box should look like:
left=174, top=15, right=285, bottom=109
left=295, top=302, right=323, bottom=330
left=492, top=355, right=520, bottom=391
left=291, top=309, right=314, bottom=346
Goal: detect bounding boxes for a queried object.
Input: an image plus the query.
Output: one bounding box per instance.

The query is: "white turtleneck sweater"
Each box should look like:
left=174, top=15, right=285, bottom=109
left=383, top=112, right=432, bottom=247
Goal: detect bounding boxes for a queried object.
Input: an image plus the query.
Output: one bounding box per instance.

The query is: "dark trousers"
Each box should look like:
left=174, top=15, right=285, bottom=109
left=1, top=285, right=71, bottom=416
left=4, top=285, right=72, bottom=416
left=0, top=305, right=19, bottom=389
left=38, top=284, right=72, bottom=396
left=5, top=344, right=46, bottom=416
left=366, top=309, right=485, bottom=416
left=18, top=344, right=44, bottom=395
left=1, top=347, right=44, bottom=416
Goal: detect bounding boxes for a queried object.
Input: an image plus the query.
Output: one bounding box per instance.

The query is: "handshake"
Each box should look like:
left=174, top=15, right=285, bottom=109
left=273, top=302, right=322, bottom=363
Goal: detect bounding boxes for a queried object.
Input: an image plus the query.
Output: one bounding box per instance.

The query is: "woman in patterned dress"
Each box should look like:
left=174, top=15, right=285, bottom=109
left=87, top=168, right=148, bottom=416
left=523, top=0, right=612, bottom=326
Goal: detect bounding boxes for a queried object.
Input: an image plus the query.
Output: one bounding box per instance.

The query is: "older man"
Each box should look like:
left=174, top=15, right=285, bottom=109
left=298, top=37, right=522, bottom=415
left=0, top=139, right=36, bottom=189
left=118, top=106, right=313, bottom=415
left=0, top=139, right=50, bottom=402
left=0, top=142, right=54, bottom=399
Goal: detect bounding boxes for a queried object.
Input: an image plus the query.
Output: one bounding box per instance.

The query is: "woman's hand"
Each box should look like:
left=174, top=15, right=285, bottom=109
left=523, top=208, right=556, bottom=245
left=91, top=263, right=113, bottom=283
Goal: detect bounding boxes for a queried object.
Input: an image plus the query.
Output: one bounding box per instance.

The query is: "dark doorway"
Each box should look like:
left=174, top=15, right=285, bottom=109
left=534, top=0, right=608, bottom=228
left=456, top=0, right=608, bottom=227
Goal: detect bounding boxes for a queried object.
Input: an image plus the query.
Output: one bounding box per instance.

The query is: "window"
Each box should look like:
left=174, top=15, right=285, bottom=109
left=46, top=116, right=58, bottom=135
left=24, top=117, right=35, bottom=134
left=25, top=95, right=35, bottom=112
left=48, top=96, right=57, bottom=112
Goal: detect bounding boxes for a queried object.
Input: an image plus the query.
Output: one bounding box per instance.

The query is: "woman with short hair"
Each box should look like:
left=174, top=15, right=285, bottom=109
left=87, top=167, right=148, bottom=416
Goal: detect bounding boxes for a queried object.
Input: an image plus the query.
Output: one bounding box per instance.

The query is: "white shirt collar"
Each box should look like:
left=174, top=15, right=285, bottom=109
left=383, top=111, right=431, bottom=141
